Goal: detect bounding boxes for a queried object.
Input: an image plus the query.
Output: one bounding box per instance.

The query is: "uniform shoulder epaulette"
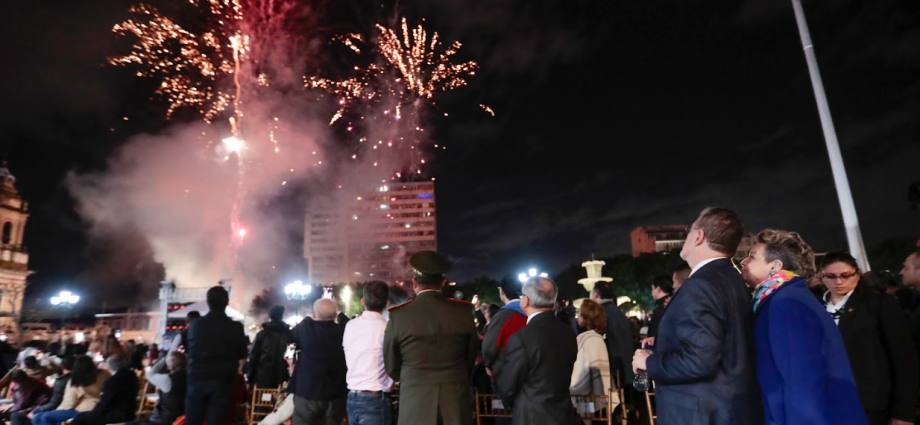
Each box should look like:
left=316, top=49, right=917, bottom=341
left=447, top=298, right=473, bottom=306
left=388, top=299, right=413, bottom=311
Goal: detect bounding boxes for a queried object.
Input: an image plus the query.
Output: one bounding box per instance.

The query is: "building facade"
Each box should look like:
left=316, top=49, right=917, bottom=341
left=0, top=165, right=31, bottom=339
left=304, top=182, right=437, bottom=284
left=630, top=224, right=754, bottom=260
left=630, top=225, right=688, bottom=257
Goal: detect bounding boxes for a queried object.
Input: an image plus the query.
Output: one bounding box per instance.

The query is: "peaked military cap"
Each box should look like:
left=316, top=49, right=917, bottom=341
left=410, top=250, right=451, bottom=279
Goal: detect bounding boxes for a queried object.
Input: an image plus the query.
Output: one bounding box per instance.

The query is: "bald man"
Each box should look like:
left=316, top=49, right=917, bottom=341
left=291, top=298, right=348, bottom=425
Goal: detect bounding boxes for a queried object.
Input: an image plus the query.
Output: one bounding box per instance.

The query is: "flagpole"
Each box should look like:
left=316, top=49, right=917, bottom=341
left=790, top=0, right=870, bottom=270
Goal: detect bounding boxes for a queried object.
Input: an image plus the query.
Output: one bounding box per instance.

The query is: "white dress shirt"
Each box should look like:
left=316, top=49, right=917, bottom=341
left=690, top=257, right=728, bottom=277
left=342, top=311, right=394, bottom=392
left=823, top=290, right=855, bottom=326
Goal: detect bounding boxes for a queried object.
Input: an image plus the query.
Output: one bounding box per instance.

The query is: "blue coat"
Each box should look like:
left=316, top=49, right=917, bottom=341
left=753, top=278, right=867, bottom=425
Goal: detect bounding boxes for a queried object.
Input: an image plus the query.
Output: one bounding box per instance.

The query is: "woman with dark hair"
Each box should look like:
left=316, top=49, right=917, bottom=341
left=740, top=230, right=866, bottom=425
left=31, top=356, right=109, bottom=425
left=570, top=299, right=615, bottom=420
left=70, top=353, right=139, bottom=425
left=820, top=252, right=918, bottom=425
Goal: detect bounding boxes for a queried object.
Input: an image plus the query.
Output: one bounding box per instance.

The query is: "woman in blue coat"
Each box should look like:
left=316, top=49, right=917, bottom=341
left=740, top=229, right=867, bottom=425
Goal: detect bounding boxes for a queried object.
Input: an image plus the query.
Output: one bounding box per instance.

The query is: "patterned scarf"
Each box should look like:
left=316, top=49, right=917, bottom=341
left=752, top=270, right=798, bottom=313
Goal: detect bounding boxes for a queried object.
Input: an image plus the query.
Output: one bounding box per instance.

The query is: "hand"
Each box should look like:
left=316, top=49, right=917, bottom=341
left=0, top=404, right=12, bottom=412
left=643, top=337, right=656, bottom=348
left=27, top=413, right=33, bottom=419
left=472, top=294, right=481, bottom=309
left=890, top=419, right=913, bottom=425
left=632, top=349, right=651, bottom=374
left=486, top=368, right=492, bottom=378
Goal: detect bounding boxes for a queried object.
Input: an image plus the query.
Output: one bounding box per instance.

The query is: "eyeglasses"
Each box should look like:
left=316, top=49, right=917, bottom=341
left=821, top=271, right=859, bottom=281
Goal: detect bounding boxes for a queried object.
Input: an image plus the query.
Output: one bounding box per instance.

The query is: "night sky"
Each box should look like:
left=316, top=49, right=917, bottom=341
left=2, top=0, right=919, bottom=311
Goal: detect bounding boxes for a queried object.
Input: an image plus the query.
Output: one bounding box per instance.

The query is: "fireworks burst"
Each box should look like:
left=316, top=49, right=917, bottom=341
left=306, top=18, right=481, bottom=125
left=110, top=1, right=247, bottom=122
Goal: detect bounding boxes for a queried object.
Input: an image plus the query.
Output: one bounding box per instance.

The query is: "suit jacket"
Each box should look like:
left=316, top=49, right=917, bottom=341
left=754, top=279, right=867, bottom=425
left=600, top=299, right=636, bottom=385
left=93, top=368, right=139, bottom=421
left=32, top=373, right=68, bottom=414
left=187, top=312, right=248, bottom=382
left=384, top=290, right=477, bottom=425
left=836, top=284, right=919, bottom=420
left=292, top=316, right=347, bottom=401
left=646, top=258, right=763, bottom=425
left=495, top=312, right=580, bottom=425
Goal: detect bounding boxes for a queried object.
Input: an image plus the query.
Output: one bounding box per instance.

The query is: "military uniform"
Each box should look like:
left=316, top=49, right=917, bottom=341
left=383, top=251, right=477, bottom=425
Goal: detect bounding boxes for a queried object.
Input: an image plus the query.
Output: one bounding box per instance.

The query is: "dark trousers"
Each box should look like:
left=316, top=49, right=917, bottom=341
left=293, top=395, right=345, bottom=425
left=70, top=410, right=135, bottom=425
left=864, top=410, right=888, bottom=425
left=185, top=380, right=235, bottom=425
left=10, top=411, right=30, bottom=425
left=347, top=391, right=391, bottom=425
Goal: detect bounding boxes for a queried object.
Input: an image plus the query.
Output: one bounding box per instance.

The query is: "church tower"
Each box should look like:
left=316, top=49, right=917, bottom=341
left=0, top=163, right=32, bottom=338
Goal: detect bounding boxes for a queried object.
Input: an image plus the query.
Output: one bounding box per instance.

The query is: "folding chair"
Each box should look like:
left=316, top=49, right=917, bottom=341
left=249, top=386, right=283, bottom=425
left=473, top=393, right=513, bottom=425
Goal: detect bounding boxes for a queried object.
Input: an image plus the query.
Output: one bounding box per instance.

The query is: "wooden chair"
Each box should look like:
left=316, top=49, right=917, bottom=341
left=136, top=376, right=158, bottom=417
left=572, top=392, right=613, bottom=424
left=473, top=393, right=513, bottom=425
left=249, top=386, right=283, bottom=425
left=644, top=383, right=657, bottom=425
left=613, top=372, right=628, bottom=425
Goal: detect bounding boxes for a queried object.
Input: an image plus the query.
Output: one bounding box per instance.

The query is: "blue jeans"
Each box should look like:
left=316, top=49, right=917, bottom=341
left=32, top=410, right=79, bottom=425
left=347, top=391, right=391, bottom=425
left=185, top=380, right=235, bottom=425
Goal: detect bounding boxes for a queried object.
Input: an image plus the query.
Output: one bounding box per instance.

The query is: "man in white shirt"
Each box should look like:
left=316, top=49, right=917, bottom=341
left=342, top=281, right=392, bottom=425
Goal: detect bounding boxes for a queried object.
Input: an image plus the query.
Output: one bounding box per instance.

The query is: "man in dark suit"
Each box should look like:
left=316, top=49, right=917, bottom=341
left=72, top=353, right=140, bottom=425
left=632, top=207, right=763, bottom=425
left=185, top=286, right=249, bottom=425
left=291, top=298, right=347, bottom=425
left=590, top=281, right=636, bottom=386
left=384, top=251, right=478, bottom=425
left=495, top=277, right=580, bottom=425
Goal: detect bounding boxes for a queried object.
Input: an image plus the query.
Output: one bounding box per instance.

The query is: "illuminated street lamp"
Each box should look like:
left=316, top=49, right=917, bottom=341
left=517, top=268, right=549, bottom=283
left=50, top=291, right=79, bottom=306
left=284, top=281, right=313, bottom=300
left=51, top=290, right=80, bottom=331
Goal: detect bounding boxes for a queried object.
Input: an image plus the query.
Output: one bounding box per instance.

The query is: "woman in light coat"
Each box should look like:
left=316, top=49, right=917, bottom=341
left=570, top=299, right=617, bottom=422
left=31, top=356, right=109, bottom=425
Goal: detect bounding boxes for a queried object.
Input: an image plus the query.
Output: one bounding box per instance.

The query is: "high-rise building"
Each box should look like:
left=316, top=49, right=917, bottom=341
left=304, top=182, right=437, bottom=284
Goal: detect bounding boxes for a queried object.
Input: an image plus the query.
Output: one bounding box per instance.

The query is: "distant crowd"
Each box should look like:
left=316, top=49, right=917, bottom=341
left=1, top=206, right=920, bottom=425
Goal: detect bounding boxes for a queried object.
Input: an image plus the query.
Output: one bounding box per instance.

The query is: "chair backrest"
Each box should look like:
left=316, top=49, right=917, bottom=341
left=645, top=388, right=657, bottom=425
left=136, top=377, right=152, bottom=416
left=572, top=393, right=612, bottom=423
left=473, top=393, right=513, bottom=425
left=249, top=386, right=283, bottom=425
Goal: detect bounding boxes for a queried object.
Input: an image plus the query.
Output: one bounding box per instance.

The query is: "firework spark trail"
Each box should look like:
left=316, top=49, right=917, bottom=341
left=306, top=18, right=481, bottom=124
left=306, top=18, right=488, bottom=179
left=111, top=0, right=262, bottom=270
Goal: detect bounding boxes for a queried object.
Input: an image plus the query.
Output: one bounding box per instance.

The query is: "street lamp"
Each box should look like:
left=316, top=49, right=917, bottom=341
left=517, top=268, right=549, bottom=283
left=284, top=281, right=313, bottom=300
left=51, top=290, right=79, bottom=331
left=50, top=291, right=79, bottom=306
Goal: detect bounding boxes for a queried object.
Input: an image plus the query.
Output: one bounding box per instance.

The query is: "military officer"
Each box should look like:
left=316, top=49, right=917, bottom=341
left=383, top=251, right=478, bottom=425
